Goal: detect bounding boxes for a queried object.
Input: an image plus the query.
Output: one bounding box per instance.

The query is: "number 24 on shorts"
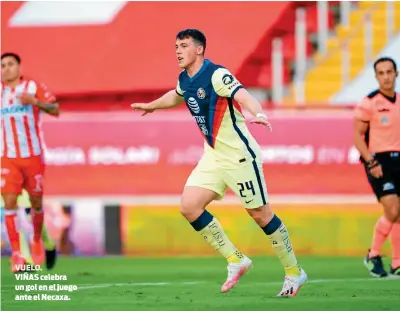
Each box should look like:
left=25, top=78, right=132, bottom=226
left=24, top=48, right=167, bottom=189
left=237, top=181, right=256, bottom=198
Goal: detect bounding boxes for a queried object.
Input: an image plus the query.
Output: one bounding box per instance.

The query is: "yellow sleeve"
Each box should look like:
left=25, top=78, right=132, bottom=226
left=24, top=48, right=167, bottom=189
left=176, top=79, right=184, bottom=97
left=211, top=68, right=243, bottom=98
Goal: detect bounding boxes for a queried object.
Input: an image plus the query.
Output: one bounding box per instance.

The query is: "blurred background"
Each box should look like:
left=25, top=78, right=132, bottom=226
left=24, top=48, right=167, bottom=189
left=1, top=1, right=400, bottom=258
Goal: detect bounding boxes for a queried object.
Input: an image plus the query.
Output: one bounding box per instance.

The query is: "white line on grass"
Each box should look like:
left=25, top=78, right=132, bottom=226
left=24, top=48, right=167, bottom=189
left=78, top=281, right=203, bottom=290
left=77, top=277, right=398, bottom=290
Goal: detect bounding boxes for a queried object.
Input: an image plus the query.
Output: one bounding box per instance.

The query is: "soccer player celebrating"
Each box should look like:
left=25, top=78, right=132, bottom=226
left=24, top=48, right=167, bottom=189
left=354, top=57, right=400, bottom=278
left=131, top=29, right=307, bottom=296
left=1, top=52, right=60, bottom=272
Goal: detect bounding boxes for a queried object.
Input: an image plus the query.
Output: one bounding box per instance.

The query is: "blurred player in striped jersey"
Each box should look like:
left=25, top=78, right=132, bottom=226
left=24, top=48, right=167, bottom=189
left=1, top=52, right=60, bottom=272
left=132, top=29, right=307, bottom=296
left=1, top=190, right=57, bottom=270
left=354, top=57, right=400, bottom=278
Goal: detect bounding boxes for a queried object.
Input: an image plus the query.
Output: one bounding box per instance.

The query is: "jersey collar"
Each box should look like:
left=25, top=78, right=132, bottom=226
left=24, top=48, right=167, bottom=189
left=1, top=76, right=26, bottom=88
left=188, top=59, right=210, bottom=82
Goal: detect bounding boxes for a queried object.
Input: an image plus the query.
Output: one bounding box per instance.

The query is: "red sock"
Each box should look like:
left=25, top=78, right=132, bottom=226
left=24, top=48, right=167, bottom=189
left=370, top=216, right=393, bottom=257
left=5, top=210, right=20, bottom=253
left=390, top=222, right=400, bottom=268
left=32, top=208, right=44, bottom=241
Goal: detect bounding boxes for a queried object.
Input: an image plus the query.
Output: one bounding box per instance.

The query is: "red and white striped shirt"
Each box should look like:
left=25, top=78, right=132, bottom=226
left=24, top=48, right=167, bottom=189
left=1, top=78, right=56, bottom=159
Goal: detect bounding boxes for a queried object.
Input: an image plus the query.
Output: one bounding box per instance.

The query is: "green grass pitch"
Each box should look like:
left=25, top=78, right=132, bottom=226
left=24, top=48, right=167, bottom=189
left=1, top=256, right=399, bottom=311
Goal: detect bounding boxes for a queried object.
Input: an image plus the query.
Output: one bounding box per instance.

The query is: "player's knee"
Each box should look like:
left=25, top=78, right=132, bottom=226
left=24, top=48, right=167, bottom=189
left=392, top=207, right=400, bottom=223
left=384, top=205, right=400, bottom=223
left=180, top=196, right=203, bottom=221
left=247, top=204, right=274, bottom=227
left=29, top=195, right=43, bottom=211
left=2, top=193, right=18, bottom=210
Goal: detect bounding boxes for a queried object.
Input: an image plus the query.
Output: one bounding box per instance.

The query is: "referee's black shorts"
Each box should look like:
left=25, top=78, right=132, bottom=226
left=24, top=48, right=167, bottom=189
left=364, top=152, right=400, bottom=200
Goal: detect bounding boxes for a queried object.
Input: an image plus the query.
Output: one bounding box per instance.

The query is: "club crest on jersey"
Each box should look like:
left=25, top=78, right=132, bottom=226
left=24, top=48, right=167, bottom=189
left=381, top=116, right=388, bottom=124
left=197, top=88, right=206, bottom=99
left=187, top=97, right=200, bottom=114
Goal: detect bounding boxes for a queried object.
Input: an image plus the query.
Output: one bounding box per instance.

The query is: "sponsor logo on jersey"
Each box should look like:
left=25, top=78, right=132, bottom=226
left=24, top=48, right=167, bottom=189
left=1, top=105, right=29, bottom=115
left=187, top=97, right=200, bottom=114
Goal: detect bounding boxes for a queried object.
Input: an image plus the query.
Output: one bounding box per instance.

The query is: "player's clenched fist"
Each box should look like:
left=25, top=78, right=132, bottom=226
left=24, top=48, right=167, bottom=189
left=130, top=103, right=155, bottom=116
left=17, top=93, right=39, bottom=105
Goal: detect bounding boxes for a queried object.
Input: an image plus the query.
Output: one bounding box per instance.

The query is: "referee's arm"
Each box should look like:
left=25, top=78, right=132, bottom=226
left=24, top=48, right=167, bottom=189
left=353, top=98, right=373, bottom=163
left=353, top=118, right=373, bottom=163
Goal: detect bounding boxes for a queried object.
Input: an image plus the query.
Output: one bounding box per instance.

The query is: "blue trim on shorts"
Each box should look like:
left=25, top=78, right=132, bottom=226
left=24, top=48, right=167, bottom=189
left=227, top=99, right=267, bottom=205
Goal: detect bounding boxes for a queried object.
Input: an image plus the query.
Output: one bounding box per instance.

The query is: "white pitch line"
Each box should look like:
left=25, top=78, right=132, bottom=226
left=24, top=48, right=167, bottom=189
left=77, top=277, right=398, bottom=291
left=78, top=281, right=203, bottom=290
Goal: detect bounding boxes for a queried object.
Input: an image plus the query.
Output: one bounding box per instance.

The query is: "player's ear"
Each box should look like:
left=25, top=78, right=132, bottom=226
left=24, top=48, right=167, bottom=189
left=197, top=45, right=204, bottom=56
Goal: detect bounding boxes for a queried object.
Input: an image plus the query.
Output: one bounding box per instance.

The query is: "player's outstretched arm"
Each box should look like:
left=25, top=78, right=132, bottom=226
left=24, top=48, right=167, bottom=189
left=131, top=90, right=183, bottom=116
left=234, top=89, right=272, bottom=131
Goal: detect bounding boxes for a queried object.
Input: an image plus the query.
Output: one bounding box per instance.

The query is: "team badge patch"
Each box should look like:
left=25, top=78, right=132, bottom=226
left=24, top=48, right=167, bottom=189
left=197, top=88, right=206, bottom=99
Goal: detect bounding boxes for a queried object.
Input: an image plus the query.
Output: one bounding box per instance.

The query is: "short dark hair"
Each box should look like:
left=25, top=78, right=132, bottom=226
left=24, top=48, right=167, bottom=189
left=1, top=52, right=21, bottom=64
left=373, top=57, right=397, bottom=72
left=176, top=29, right=206, bottom=54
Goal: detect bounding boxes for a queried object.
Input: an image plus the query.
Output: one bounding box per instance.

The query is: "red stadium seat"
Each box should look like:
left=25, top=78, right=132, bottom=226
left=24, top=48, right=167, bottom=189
left=2, top=1, right=338, bottom=109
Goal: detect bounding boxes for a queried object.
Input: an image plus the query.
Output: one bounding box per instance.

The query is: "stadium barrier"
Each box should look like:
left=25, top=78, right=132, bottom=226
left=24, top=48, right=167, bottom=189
left=121, top=203, right=390, bottom=257
left=2, top=199, right=390, bottom=257
left=42, top=111, right=371, bottom=196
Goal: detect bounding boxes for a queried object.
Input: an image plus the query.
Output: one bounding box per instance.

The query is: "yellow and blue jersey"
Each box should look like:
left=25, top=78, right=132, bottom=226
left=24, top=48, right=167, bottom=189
left=176, top=60, right=261, bottom=168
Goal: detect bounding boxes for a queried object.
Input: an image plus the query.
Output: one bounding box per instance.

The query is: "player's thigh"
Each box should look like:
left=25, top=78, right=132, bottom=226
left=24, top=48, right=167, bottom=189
left=184, top=155, right=227, bottom=200
left=22, top=156, right=45, bottom=198
left=1, top=158, right=24, bottom=208
left=183, top=157, right=226, bottom=221
left=222, top=159, right=268, bottom=209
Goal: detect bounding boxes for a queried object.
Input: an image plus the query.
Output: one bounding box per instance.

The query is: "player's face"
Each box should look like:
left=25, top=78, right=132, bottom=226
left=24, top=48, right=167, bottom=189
left=175, top=37, right=203, bottom=69
left=1, top=57, right=20, bottom=82
left=375, top=61, right=398, bottom=91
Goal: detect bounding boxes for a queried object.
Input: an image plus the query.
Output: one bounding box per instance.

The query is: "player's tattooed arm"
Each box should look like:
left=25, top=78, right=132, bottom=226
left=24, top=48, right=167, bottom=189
left=18, top=93, right=60, bottom=117
left=34, top=100, right=60, bottom=116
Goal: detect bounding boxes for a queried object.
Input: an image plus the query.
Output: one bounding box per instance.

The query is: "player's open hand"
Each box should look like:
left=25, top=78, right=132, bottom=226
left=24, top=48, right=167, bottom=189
left=130, top=103, right=155, bottom=116
left=17, top=93, right=38, bottom=106
left=250, top=116, right=272, bottom=132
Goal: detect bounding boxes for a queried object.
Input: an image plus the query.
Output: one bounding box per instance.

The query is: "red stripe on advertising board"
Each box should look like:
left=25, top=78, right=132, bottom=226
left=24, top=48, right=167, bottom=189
left=41, top=111, right=370, bottom=195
